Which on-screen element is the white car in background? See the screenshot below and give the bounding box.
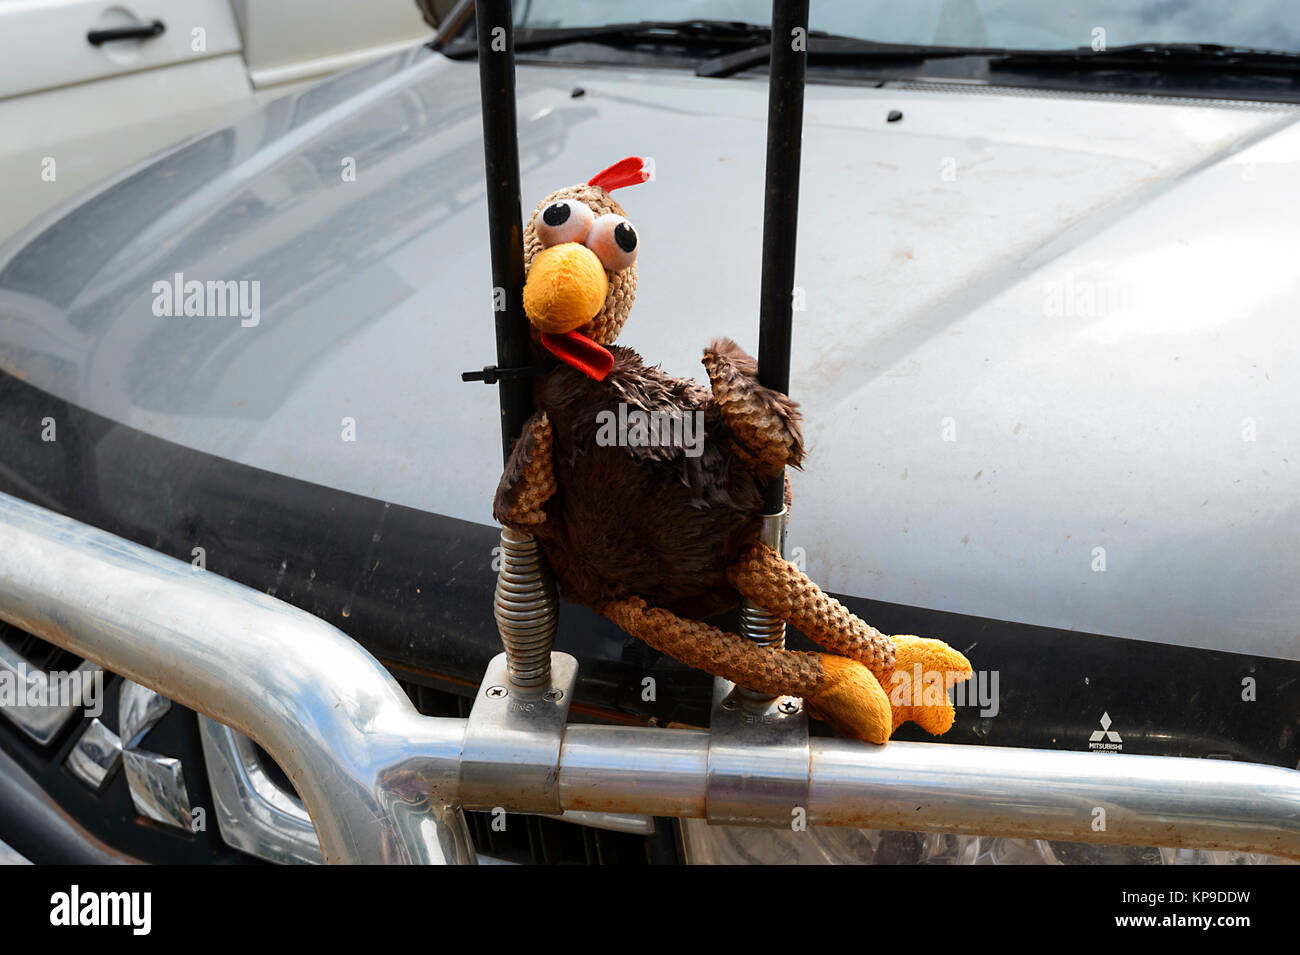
[0,0,437,238]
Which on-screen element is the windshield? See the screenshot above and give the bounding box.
[512,0,1300,53]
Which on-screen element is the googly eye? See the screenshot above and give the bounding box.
[535,198,595,247]
[585,214,638,271]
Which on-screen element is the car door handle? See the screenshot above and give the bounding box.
[87,20,165,46]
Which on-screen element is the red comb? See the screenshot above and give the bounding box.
[588,157,649,192]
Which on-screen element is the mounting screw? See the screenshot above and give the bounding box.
[485,685,508,699]
[778,699,801,714]
[722,697,738,710]
[543,688,564,702]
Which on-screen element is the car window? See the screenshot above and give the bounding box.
[513,0,1300,53]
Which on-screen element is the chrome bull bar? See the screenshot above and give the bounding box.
[0,490,1297,864]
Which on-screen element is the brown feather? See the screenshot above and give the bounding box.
[525,345,784,619]
[702,337,805,475]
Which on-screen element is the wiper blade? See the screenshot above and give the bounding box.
[992,42,1300,77]
[699,37,1003,78]
[441,20,1003,76]
[442,19,775,59]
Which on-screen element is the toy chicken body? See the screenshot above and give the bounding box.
[494,158,972,743]
[520,345,760,620]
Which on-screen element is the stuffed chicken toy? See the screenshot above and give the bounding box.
[494,157,972,743]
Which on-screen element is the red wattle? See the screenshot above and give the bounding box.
[539,330,614,382]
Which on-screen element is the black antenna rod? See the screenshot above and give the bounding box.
[756,0,809,514]
[474,0,533,465]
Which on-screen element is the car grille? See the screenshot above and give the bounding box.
[0,625,676,864]
[0,620,83,679]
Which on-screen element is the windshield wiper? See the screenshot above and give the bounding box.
[444,25,1300,83]
[442,19,776,59]
[441,20,1006,77]
[697,37,1003,78]
[991,42,1300,78]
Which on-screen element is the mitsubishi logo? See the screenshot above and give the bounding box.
[1088,711,1122,752]
[65,680,196,831]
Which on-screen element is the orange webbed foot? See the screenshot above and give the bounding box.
[805,655,892,744]
[880,635,973,736]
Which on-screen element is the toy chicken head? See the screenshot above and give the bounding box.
[522,157,649,381]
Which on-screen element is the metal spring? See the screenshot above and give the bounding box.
[739,600,786,652]
[736,508,788,704]
[494,529,558,687]
[736,599,787,705]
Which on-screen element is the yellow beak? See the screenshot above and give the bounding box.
[523,242,609,334]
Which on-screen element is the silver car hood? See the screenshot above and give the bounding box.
[0,48,1297,661]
